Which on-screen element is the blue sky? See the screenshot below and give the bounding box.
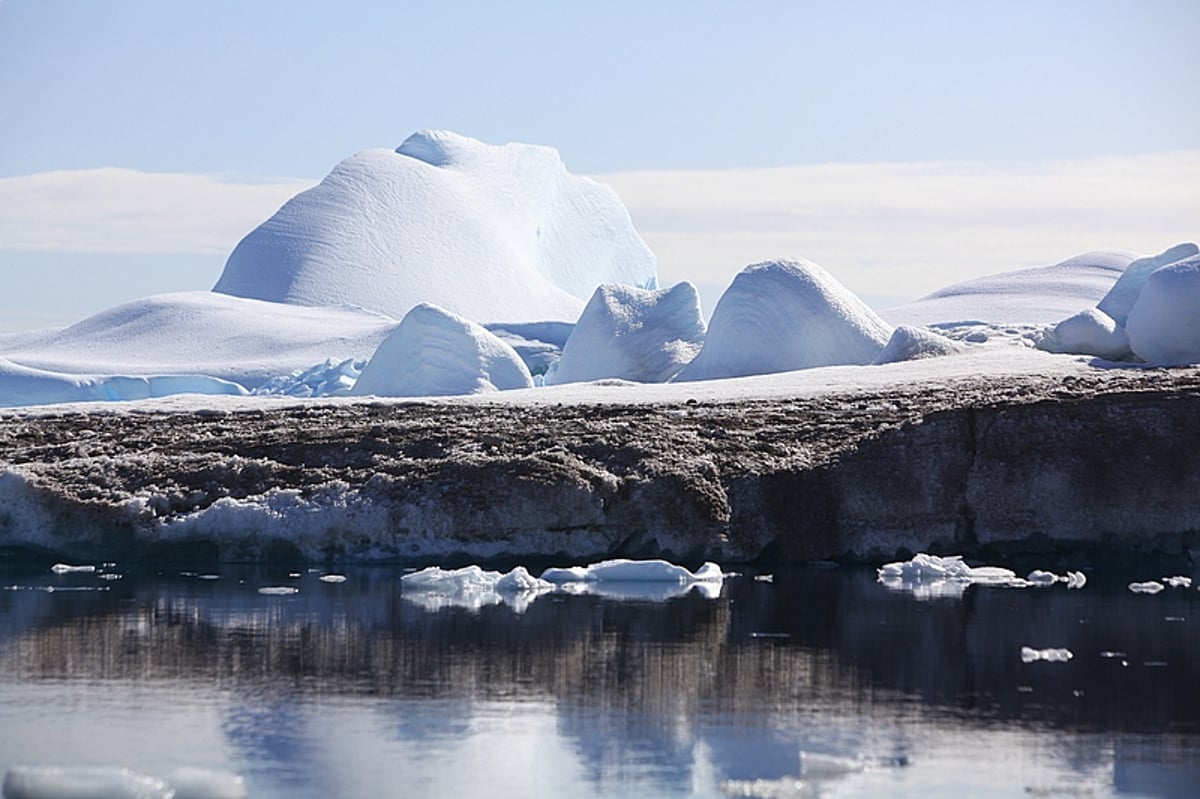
[2,0,1198,329]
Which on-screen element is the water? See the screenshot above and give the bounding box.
[1,560,1197,798]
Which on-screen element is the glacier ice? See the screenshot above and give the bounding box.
[545,282,705,385]
[1097,242,1199,326]
[675,259,892,382]
[214,130,657,323]
[351,303,534,397]
[1126,253,1200,366]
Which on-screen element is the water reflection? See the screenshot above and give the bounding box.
[1,563,1197,798]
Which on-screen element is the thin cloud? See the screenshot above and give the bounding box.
[0,168,314,253]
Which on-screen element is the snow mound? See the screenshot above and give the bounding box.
[873,325,967,364]
[545,282,706,385]
[1038,307,1131,360]
[351,303,534,397]
[214,130,657,323]
[674,259,892,382]
[883,251,1133,327]
[2,766,246,799]
[1098,242,1199,326]
[1126,253,1200,365]
[0,292,398,406]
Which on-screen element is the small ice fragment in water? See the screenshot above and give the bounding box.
[257,586,299,595]
[166,767,248,799]
[50,563,95,574]
[3,766,172,798]
[1129,581,1166,594]
[1165,616,1186,622]
[1021,646,1074,663]
[1099,651,1127,658]
[754,574,774,583]
[318,574,347,583]
[1163,575,1192,588]
[1025,569,1060,586]
[798,750,866,777]
[197,574,221,580]
[1066,570,1087,589]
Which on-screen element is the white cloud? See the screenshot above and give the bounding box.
[598,151,1200,306]
[0,168,314,253]
[1,153,1196,313]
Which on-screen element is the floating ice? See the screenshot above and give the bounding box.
[351,303,534,397]
[545,282,705,385]
[540,558,724,584]
[318,574,347,583]
[1,766,246,799]
[675,258,892,382]
[1021,646,1074,663]
[400,564,552,613]
[214,130,657,324]
[877,554,1086,598]
[256,586,299,595]
[50,563,95,574]
[1162,575,1193,588]
[1128,581,1166,594]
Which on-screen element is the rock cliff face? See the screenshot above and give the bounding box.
[2,367,1199,563]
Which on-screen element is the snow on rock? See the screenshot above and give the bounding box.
[1126,253,1200,365]
[0,291,398,406]
[214,130,657,323]
[545,282,705,385]
[1097,242,1199,326]
[350,303,534,397]
[1038,307,1131,360]
[674,259,892,382]
[872,324,967,364]
[883,251,1133,327]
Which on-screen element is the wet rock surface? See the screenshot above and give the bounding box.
[3,366,1200,563]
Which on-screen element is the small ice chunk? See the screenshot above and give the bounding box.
[257,586,299,595]
[166,768,248,799]
[540,558,723,584]
[1129,581,1166,594]
[494,566,547,593]
[1021,647,1074,663]
[318,574,347,583]
[401,565,553,612]
[798,750,866,778]
[1163,575,1192,588]
[50,563,96,574]
[3,767,172,799]
[754,574,775,583]
[1025,569,1061,586]
[1066,571,1087,589]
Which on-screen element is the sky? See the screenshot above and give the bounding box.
[2,0,1198,331]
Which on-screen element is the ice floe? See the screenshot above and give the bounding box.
[877,553,1086,599]
[1,766,246,799]
[49,563,95,574]
[1021,647,1074,663]
[1163,575,1193,588]
[1128,581,1166,594]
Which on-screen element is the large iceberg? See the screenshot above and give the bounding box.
[214,130,658,323]
[675,258,892,382]
[351,303,534,397]
[545,282,706,385]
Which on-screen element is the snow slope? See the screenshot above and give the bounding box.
[675,259,892,382]
[0,292,398,406]
[545,282,705,385]
[214,130,658,323]
[882,251,1133,327]
[351,303,534,397]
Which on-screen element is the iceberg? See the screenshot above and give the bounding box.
[350,303,534,397]
[214,130,657,323]
[877,554,1086,599]
[545,282,705,385]
[1126,253,1200,365]
[400,565,553,613]
[675,259,892,382]
[1097,242,1199,326]
[1020,647,1073,663]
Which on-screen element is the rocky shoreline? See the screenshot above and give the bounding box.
[3,365,1200,564]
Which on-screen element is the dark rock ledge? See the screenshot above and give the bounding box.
[2,366,1199,564]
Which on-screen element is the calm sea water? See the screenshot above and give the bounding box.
[1,559,1197,798]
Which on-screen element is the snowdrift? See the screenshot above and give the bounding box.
[351,303,534,397]
[545,282,705,385]
[214,130,658,323]
[675,259,892,382]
